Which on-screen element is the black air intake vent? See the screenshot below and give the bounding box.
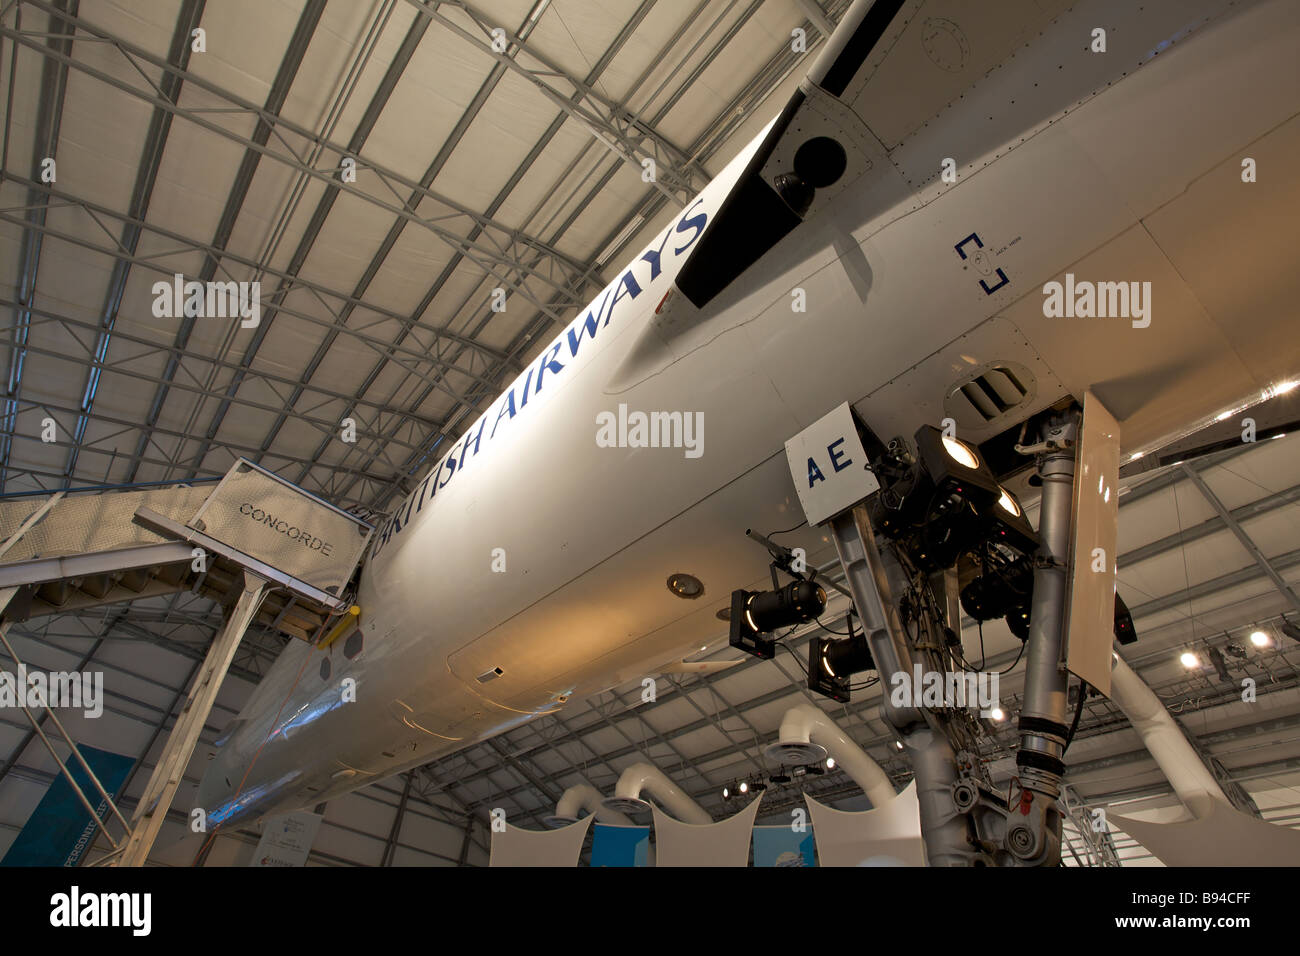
[945,363,1036,430]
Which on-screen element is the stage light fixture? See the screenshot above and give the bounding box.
[722,786,730,800]
[1180,651,1200,669]
[869,425,1034,573]
[1249,629,1270,648]
[1006,604,1032,642]
[807,632,873,702]
[961,556,1033,622]
[1114,593,1137,645]
[826,757,835,770]
[728,581,827,660]
[989,707,1006,722]
[1207,646,1233,683]
[739,781,748,794]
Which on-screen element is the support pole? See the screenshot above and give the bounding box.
[115,571,266,867]
[1009,416,1078,864]
[828,505,974,865]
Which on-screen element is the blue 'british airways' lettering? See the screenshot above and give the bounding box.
[370,200,709,559]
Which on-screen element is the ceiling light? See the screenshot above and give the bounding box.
[1249,630,1270,648]
[989,706,1005,721]
[894,740,904,751]
[722,786,730,799]
[667,573,704,599]
[825,757,835,769]
[1180,651,1200,669]
[941,435,979,469]
[739,781,748,794]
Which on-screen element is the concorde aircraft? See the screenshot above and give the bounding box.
[196,0,1300,826]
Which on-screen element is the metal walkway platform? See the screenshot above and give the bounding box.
[0,459,373,866]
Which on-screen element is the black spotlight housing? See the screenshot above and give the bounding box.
[960,556,1034,622]
[982,487,1039,556]
[1114,592,1137,645]
[728,580,826,659]
[1281,617,1300,645]
[870,425,1027,573]
[1006,604,1032,642]
[808,634,874,703]
[913,426,1001,506]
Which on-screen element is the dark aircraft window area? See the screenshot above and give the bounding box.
[320,657,331,681]
[343,630,363,659]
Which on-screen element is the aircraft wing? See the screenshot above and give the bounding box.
[676,0,1073,308]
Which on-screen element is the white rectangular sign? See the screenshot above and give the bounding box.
[784,403,880,526]
[250,811,323,867]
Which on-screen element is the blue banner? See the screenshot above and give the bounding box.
[2,744,133,867]
[752,825,817,867]
[590,824,650,867]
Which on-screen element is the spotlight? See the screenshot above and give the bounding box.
[869,425,1036,573]
[871,427,996,558]
[983,487,1039,556]
[807,632,873,702]
[722,786,730,800]
[739,781,748,794]
[1207,646,1233,683]
[961,555,1032,622]
[894,740,904,751]
[996,487,1021,517]
[989,707,1005,722]
[1114,593,1137,645]
[826,757,835,770]
[1249,629,1271,648]
[1006,604,1032,642]
[1180,651,1200,669]
[942,434,980,469]
[728,581,827,659]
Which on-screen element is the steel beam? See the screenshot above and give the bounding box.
[1181,464,1300,613]
[115,571,266,866]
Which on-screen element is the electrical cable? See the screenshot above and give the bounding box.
[767,520,807,537]
[1062,679,1089,754]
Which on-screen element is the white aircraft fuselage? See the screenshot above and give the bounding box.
[198,0,1300,826]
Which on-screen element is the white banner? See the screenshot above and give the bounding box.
[250,811,323,867]
[805,781,924,866]
[489,816,593,867]
[1112,800,1300,866]
[652,794,763,867]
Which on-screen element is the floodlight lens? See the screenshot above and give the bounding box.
[942,435,979,469]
